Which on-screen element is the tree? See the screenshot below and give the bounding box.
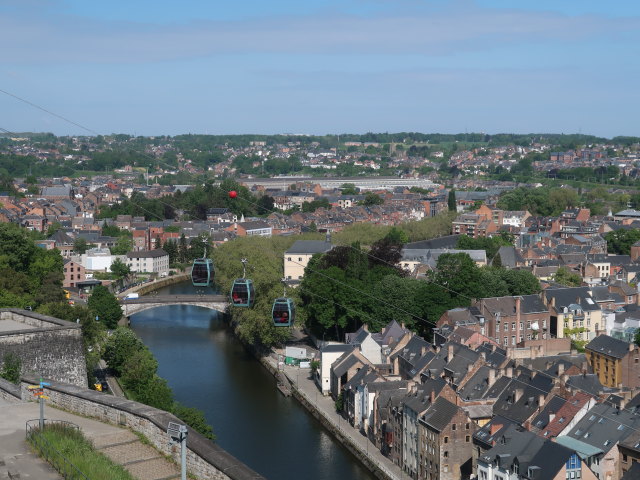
[0,352,21,384]
[110,235,132,255]
[88,285,123,329]
[359,192,384,206]
[635,328,640,347]
[110,258,131,279]
[173,403,215,441]
[553,267,582,287]
[104,327,145,376]
[448,189,456,211]
[74,237,89,254]
[340,183,358,195]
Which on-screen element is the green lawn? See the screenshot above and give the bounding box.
[29,422,135,480]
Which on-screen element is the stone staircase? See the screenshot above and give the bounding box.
[88,430,181,480]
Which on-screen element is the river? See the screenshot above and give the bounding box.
[129,281,376,480]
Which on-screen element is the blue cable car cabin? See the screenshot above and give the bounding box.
[230,279,255,307]
[272,297,295,327]
[191,258,214,287]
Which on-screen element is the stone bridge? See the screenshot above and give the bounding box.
[120,295,229,317]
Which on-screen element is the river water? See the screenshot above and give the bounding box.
[129,281,375,480]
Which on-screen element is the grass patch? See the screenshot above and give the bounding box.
[28,422,135,480]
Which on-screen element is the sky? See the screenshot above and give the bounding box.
[1,0,639,138]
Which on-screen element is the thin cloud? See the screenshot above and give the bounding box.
[1,3,639,64]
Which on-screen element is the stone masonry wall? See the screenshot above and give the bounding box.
[16,377,265,480]
[0,309,87,387]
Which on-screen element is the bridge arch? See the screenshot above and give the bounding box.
[119,295,229,318]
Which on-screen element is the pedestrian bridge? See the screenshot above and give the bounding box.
[120,295,229,317]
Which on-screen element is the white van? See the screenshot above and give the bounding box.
[124,293,139,300]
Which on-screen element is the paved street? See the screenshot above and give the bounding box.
[270,359,405,480]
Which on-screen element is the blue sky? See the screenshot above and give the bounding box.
[1,0,639,137]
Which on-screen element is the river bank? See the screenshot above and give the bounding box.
[257,351,402,480]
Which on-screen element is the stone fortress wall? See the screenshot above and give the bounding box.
[0,309,87,386]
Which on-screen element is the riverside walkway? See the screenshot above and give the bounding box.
[265,357,404,480]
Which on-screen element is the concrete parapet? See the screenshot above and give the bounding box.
[15,376,266,480]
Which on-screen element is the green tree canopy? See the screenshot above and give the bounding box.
[88,285,123,329]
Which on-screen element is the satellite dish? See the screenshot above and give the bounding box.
[531,322,540,331]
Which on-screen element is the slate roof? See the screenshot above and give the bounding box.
[126,249,168,259]
[621,462,640,480]
[473,415,518,448]
[562,402,640,455]
[458,366,494,401]
[285,240,333,255]
[530,396,567,432]
[586,334,632,359]
[402,377,446,414]
[404,235,460,250]
[495,246,524,268]
[332,351,366,378]
[321,344,354,354]
[419,396,459,432]
[48,229,74,244]
[566,374,608,397]
[544,287,600,312]
[492,372,554,424]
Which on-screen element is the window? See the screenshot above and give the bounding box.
[543,320,546,328]
[466,435,471,442]
[504,323,508,332]
[466,423,470,430]
[443,465,449,473]
[287,257,291,261]
[444,436,449,444]
[511,336,516,346]
[511,322,516,331]
[298,257,302,262]
[444,451,449,458]
[504,337,508,346]
[527,321,531,329]
[520,322,524,330]
[452,424,456,431]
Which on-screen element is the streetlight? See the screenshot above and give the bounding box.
[167,422,188,480]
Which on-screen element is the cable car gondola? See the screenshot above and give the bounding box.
[230,258,255,307]
[272,297,295,327]
[191,257,214,287]
[231,279,255,307]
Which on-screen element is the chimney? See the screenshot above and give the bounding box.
[549,413,555,422]
[505,366,513,378]
[557,363,564,376]
[514,388,524,403]
[480,352,486,361]
[515,296,521,319]
[630,343,636,352]
[363,324,369,332]
[488,369,496,387]
[430,390,435,403]
[326,231,331,243]
[401,322,406,330]
[467,363,474,373]
[447,344,454,362]
[538,394,545,408]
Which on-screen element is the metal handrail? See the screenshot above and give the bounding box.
[26,419,90,480]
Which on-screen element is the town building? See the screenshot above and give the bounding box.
[585,334,640,389]
[126,249,169,275]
